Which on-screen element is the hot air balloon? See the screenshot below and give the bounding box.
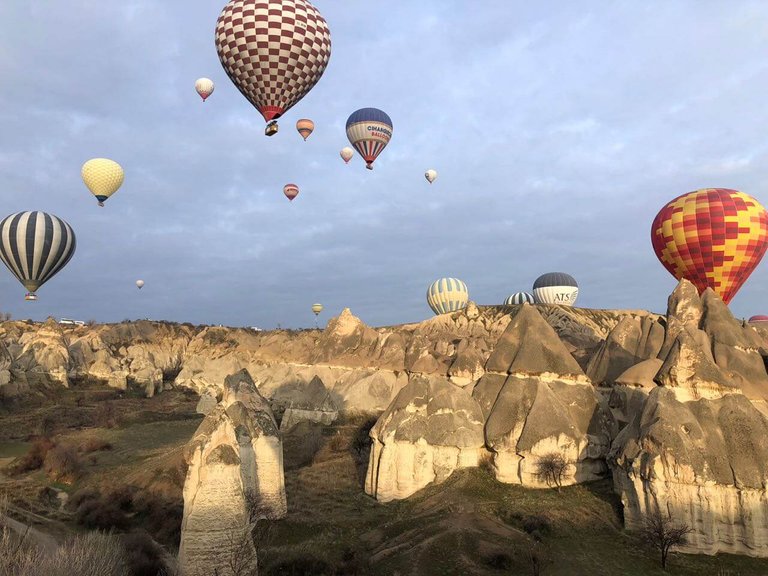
[311,303,323,327]
[215,0,331,137]
[136,280,145,289]
[284,184,299,202]
[346,108,393,170]
[651,188,768,304]
[0,212,76,301]
[504,292,535,305]
[340,147,354,164]
[82,159,124,207]
[532,273,578,306]
[195,78,215,101]
[296,119,314,141]
[748,315,768,323]
[425,169,438,184]
[427,278,469,315]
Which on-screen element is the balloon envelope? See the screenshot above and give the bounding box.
[136,280,145,289]
[283,184,299,201]
[748,315,768,323]
[340,147,354,164]
[312,303,323,315]
[0,211,76,297]
[82,158,124,206]
[215,0,331,124]
[427,278,469,315]
[425,169,438,184]
[195,78,215,101]
[651,188,768,304]
[296,119,314,140]
[532,272,578,306]
[346,108,392,169]
[504,292,535,305]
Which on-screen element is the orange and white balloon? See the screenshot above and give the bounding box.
[296,119,315,141]
[195,78,215,101]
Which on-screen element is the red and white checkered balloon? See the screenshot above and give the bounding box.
[215,0,331,123]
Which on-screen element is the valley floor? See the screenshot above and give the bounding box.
[1,385,767,575]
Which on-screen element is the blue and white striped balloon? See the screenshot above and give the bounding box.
[504,292,535,305]
[427,278,469,315]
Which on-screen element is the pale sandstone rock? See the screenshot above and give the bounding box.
[366,375,486,502]
[279,376,338,430]
[610,387,768,557]
[178,369,286,576]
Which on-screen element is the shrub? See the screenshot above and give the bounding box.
[94,401,118,429]
[0,527,131,576]
[74,496,129,531]
[121,531,170,576]
[535,452,569,492]
[43,444,82,483]
[485,552,514,570]
[8,437,53,475]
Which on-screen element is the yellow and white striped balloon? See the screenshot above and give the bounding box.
[81,159,124,207]
[426,277,469,315]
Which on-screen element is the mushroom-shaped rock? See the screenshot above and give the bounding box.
[178,369,286,576]
[365,375,486,502]
[485,303,586,381]
[474,373,609,486]
[609,387,768,556]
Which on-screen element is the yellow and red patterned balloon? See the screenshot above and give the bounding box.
[651,188,768,304]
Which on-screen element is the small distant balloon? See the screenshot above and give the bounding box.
[345,108,393,170]
[284,184,299,202]
[296,119,315,141]
[427,278,469,315]
[82,159,124,207]
[340,147,354,164]
[312,303,323,316]
[136,280,145,289]
[195,78,215,101]
[504,292,535,305]
[748,315,768,323]
[425,169,438,184]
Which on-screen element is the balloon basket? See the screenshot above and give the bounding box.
[25,293,37,301]
[265,122,278,137]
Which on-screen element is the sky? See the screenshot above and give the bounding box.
[1,1,768,329]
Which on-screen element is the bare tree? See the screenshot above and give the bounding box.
[641,508,693,570]
[535,452,569,492]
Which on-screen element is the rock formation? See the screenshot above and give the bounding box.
[473,303,610,487]
[365,375,486,502]
[609,280,768,557]
[178,369,286,576]
[279,375,338,431]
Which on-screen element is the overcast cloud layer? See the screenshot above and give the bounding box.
[1,1,768,328]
